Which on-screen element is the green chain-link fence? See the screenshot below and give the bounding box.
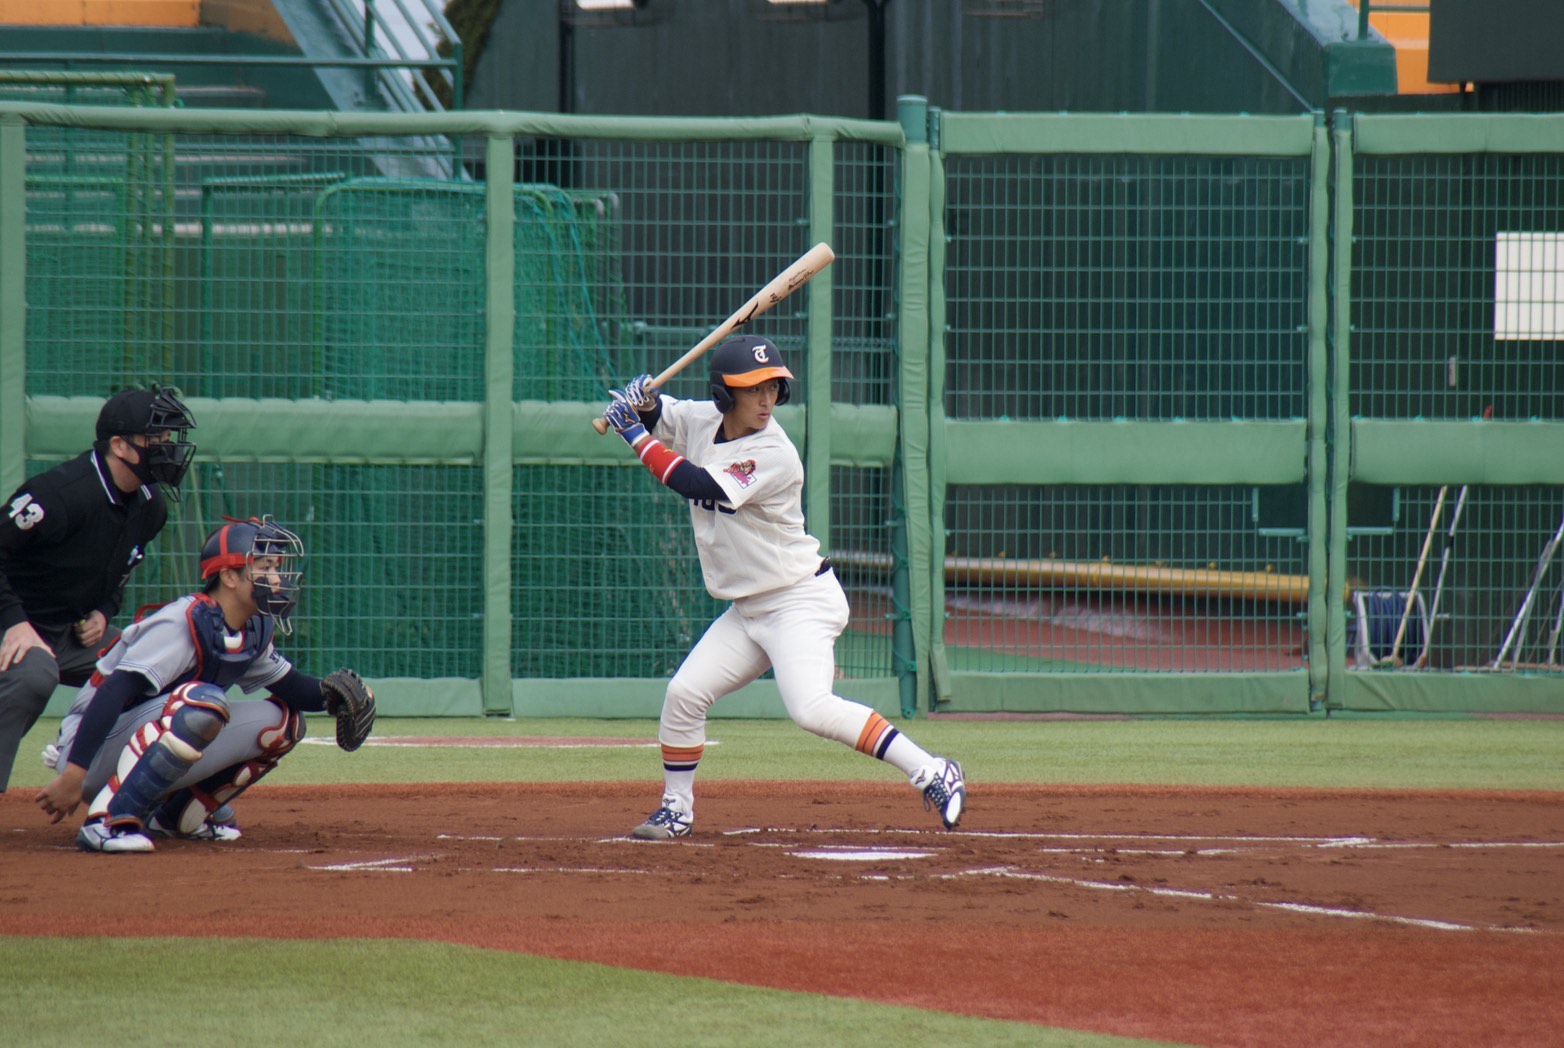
[3,102,1562,717]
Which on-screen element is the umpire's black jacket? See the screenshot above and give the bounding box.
[0,450,168,638]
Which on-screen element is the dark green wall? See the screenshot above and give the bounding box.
[468,0,1403,118]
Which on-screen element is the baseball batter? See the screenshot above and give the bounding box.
[34,515,375,852]
[601,334,965,839]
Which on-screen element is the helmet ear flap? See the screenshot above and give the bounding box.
[775,378,791,406]
[711,380,736,414]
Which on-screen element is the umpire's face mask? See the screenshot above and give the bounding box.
[116,433,195,497]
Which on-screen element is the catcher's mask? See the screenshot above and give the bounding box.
[200,515,304,633]
[95,386,198,499]
[709,335,793,414]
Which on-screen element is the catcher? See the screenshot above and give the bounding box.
[33,515,375,853]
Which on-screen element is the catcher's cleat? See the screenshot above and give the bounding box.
[147,811,242,842]
[912,758,966,830]
[76,820,155,854]
[630,795,693,840]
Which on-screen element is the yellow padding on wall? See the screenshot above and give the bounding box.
[0,0,199,27]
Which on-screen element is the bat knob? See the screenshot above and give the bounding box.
[592,416,610,435]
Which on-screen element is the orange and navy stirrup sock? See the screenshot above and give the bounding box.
[660,743,704,774]
[854,712,900,759]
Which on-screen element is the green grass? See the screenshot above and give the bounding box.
[0,937,1181,1048]
[7,712,1559,1047]
[14,715,1560,792]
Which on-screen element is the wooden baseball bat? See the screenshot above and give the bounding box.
[592,242,835,434]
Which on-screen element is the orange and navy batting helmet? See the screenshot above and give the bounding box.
[709,335,793,413]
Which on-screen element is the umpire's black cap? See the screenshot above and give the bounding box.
[96,387,197,442]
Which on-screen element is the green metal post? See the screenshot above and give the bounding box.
[1327,114,1355,710]
[894,94,932,717]
[805,137,835,553]
[483,133,515,714]
[363,3,378,105]
[1305,112,1331,711]
[923,104,954,707]
[0,118,25,497]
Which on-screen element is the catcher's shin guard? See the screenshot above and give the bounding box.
[95,683,230,829]
[152,697,302,833]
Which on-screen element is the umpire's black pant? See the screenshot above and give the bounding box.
[0,624,115,792]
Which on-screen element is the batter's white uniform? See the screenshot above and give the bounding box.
[652,396,875,762]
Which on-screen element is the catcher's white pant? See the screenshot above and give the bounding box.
[53,693,296,799]
[661,568,874,747]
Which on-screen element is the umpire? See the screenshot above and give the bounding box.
[0,387,196,791]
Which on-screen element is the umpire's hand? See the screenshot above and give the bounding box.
[0,621,54,672]
[74,611,107,648]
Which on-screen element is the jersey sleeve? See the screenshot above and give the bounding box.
[112,609,199,692]
[236,643,293,693]
[707,432,799,509]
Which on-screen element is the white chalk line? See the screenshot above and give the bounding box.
[305,854,431,873]
[1042,841,1564,860]
[936,866,1541,935]
[1042,847,1247,857]
[493,866,653,876]
[300,828,1560,935]
[1331,840,1564,850]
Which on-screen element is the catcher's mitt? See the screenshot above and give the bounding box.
[321,668,375,752]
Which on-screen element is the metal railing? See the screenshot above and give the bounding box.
[0,0,462,113]
[329,0,464,113]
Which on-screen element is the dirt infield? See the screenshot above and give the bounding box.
[4,782,1562,1047]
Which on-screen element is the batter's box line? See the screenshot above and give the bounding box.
[305,854,436,873]
[628,827,1431,851]
[490,866,654,875]
[941,866,1543,935]
[723,826,982,839]
[434,832,719,848]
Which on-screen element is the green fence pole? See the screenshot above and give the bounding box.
[483,133,516,715]
[0,118,25,497]
[1327,114,1355,710]
[805,137,835,552]
[1306,112,1331,711]
[924,104,954,707]
[895,94,931,716]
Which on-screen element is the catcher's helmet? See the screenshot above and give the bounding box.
[709,335,793,414]
[199,515,305,633]
[95,386,198,498]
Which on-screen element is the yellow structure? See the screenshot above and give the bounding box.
[0,0,200,27]
[1345,0,1463,95]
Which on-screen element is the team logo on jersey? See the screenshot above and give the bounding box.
[7,494,43,531]
[724,459,758,488]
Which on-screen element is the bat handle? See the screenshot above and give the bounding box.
[592,416,610,435]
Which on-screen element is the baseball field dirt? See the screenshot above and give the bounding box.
[3,782,1561,1047]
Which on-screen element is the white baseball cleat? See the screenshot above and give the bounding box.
[912,758,966,830]
[76,820,155,854]
[147,812,242,842]
[630,794,693,840]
